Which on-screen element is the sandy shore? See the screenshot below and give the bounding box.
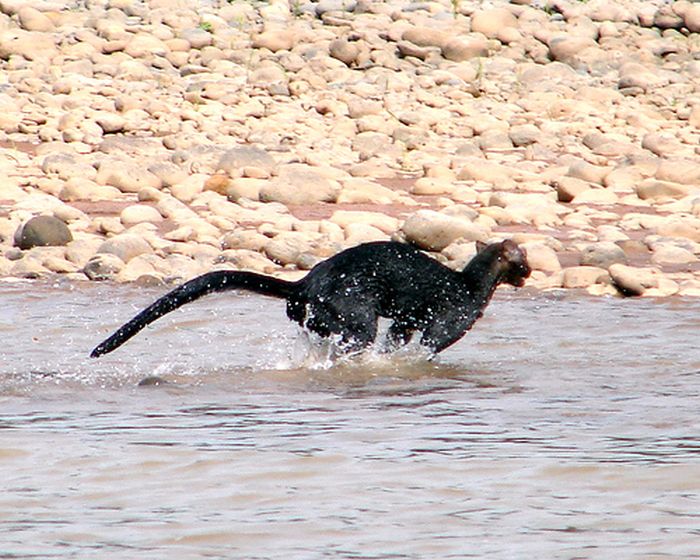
[0,0,699,297]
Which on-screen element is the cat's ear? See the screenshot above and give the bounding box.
[475,240,488,253]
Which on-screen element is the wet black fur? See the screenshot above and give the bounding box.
[90,240,530,358]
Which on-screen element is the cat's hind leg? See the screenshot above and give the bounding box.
[384,321,415,352]
[304,299,379,354]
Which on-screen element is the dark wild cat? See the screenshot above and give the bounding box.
[90,239,530,358]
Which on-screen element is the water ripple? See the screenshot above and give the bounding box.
[1,285,700,558]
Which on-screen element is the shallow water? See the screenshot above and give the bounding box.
[1,280,699,559]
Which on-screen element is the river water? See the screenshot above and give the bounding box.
[1,281,699,559]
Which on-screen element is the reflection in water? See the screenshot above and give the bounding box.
[1,282,699,558]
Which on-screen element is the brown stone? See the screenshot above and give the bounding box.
[609,264,658,296]
[203,174,231,196]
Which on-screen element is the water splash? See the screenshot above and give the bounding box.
[272,323,437,372]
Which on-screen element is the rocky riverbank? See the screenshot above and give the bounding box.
[0,0,699,297]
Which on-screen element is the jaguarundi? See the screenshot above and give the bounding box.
[90,239,530,358]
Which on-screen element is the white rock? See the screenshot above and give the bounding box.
[410,177,455,196]
[330,211,400,235]
[562,266,609,289]
[609,264,659,296]
[344,223,389,246]
[97,234,153,263]
[120,205,164,226]
[520,242,561,273]
[83,253,125,281]
[96,159,162,193]
[259,164,341,205]
[651,245,696,265]
[337,178,401,204]
[401,210,490,252]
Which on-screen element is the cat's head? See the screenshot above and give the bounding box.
[476,239,531,287]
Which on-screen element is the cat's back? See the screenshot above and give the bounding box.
[318,240,434,271]
[301,241,449,293]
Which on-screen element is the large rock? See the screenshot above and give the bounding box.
[572,186,619,205]
[148,162,189,188]
[66,238,104,268]
[562,266,609,289]
[217,146,276,176]
[221,230,269,252]
[117,254,170,283]
[10,256,47,279]
[248,64,287,87]
[442,35,489,62]
[642,132,682,158]
[567,159,610,185]
[329,38,360,66]
[259,164,340,205]
[685,5,700,32]
[316,0,356,15]
[470,8,518,39]
[509,124,540,147]
[83,253,125,281]
[689,105,700,129]
[218,249,277,274]
[170,174,205,203]
[491,194,562,228]
[352,132,396,160]
[123,33,169,58]
[579,242,627,269]
[96,159,162,193]
[97,234,153,263]
[655,159,700,185]
[0,29,57,60]
[548,35,597,64]
[43,254,79,274]
[479,129,514,151]
[609,264,658,296]
[397,40,439,60]
[553,177,592,203]
[347,99,382,119]
[650,244,696,266]
[14,216,73,250]
[41,153,98,181]
[330,211,400,235]
[410,177,456,196]
[653,5,684,29]
[94,111,126,134]
[179,27,213,49]
[401,26,447,49]
[203,174,231,196]
[584,131,641,158]
[120,205,163,226]
[264,232,313,266]
[589,3,635,22]
[17,6,54,32]
[656,219,700,242]
[251,30,295,52]
[520,242,561,273]
[59,178,121,202]
[618,62,669,92]
[457,158,515,186]
[336,178,401,204]
[344,223,388,246]
[636,179,691,201]
[226,178,266,201]
[401,210,489,252]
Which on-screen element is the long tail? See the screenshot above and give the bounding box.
[90,270,298,358]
